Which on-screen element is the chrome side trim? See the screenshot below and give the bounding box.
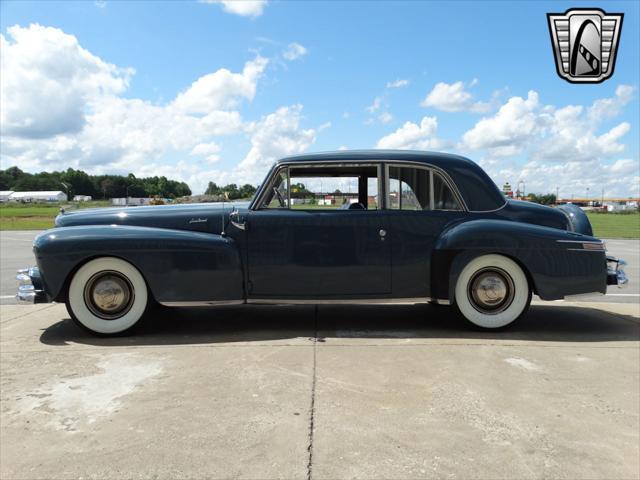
[247,297,434,305]
[557,239,603,244]
[160,298,452,307]
[159,300,245,307]
[432,299,451,306]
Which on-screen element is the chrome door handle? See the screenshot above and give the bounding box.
[379,229,387,238]
[230,210,246,231]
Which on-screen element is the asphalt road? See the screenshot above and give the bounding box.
[1,301,638,479]
[1,230,637,305]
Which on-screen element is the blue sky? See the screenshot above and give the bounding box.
[1,0,638,197]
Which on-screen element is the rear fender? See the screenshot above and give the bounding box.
[33,225,244,303]
[558,203,593,236]
[432,219,606,301]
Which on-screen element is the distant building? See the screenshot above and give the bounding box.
[9,191,67,202]
[112,197,152,206]
[0,191,14,202]
[73,195,92,202]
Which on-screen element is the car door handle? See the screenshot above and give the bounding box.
[379,229,387,238]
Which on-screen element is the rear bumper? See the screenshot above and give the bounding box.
[606,256,628,288]
[16,267,48,304]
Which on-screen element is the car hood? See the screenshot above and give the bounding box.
[55,202,250,234]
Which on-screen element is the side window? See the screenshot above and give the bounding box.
[433,172,462,210]
[261,165,380,210]
[388,166,430,210]
[263,169,289,208]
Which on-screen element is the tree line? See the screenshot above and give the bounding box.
[204,182,257,200]
[0,166,192,199]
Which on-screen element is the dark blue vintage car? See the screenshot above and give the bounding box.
[17,150,628,334]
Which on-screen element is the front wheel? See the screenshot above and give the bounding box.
[454,254,531,329]
[66,257,148,335]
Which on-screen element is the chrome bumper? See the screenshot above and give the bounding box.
[16,267,48,304]
[606,256,628,288]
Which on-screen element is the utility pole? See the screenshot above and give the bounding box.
[556,186,559,204]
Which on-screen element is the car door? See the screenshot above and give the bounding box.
[246,163,391,298]
[383,164,465,299]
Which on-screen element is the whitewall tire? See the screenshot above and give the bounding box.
[66,257,148,335]
[454,254,531,329]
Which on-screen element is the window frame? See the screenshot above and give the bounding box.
[249,159,468,212]
[384,163,465,212]
[253,162,384,211]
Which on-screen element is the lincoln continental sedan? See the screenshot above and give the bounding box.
[17,150,628,334]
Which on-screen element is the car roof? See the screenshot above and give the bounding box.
[277,149,475,168]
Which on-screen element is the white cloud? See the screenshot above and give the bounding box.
[420,80,490,113]
[172,56,268,113]
[202,0,267,18]
[236,105,317,183]
[282,42,307,61]
[366,96,383,113]
[0,24,324,194]
[386,79,409,89]
[483,158,639,199]
[461,91,541,153]
[378,112,393,124]
[0,24,133,139]
[460,87,634,163]
[190,142,222,164]
[376,117,442,150]
[588,84,635,123]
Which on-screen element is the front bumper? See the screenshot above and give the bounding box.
[606,256,628,288]
[16,267,48,304]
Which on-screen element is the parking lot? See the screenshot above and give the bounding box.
[1,232,639,479]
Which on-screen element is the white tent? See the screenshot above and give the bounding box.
[0,191,14,202]
[9,191,67,202]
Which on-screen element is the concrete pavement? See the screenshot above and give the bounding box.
[1,301,638,479]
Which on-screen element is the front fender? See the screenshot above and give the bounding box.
[34,225,244,303]
[431,219,607,301]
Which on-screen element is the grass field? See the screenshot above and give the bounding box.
[1,202,638,238]
[586,212,640,239]
[0,201,111,231]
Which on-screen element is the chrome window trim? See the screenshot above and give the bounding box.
[252,161,384,211]
[250,158,511,212]
[385,162,466,212]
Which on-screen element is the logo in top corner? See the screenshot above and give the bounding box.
[547,8,624,83]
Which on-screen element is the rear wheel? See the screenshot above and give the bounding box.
[66,257,148,335]
[454,254,531,329]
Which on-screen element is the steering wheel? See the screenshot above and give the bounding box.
[273,187,286,208]
[348,202,366,210]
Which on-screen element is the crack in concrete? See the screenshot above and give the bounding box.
[306,304,318,480]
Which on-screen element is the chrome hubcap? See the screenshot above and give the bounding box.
[84,271,134,320]
[468,268,515,315]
